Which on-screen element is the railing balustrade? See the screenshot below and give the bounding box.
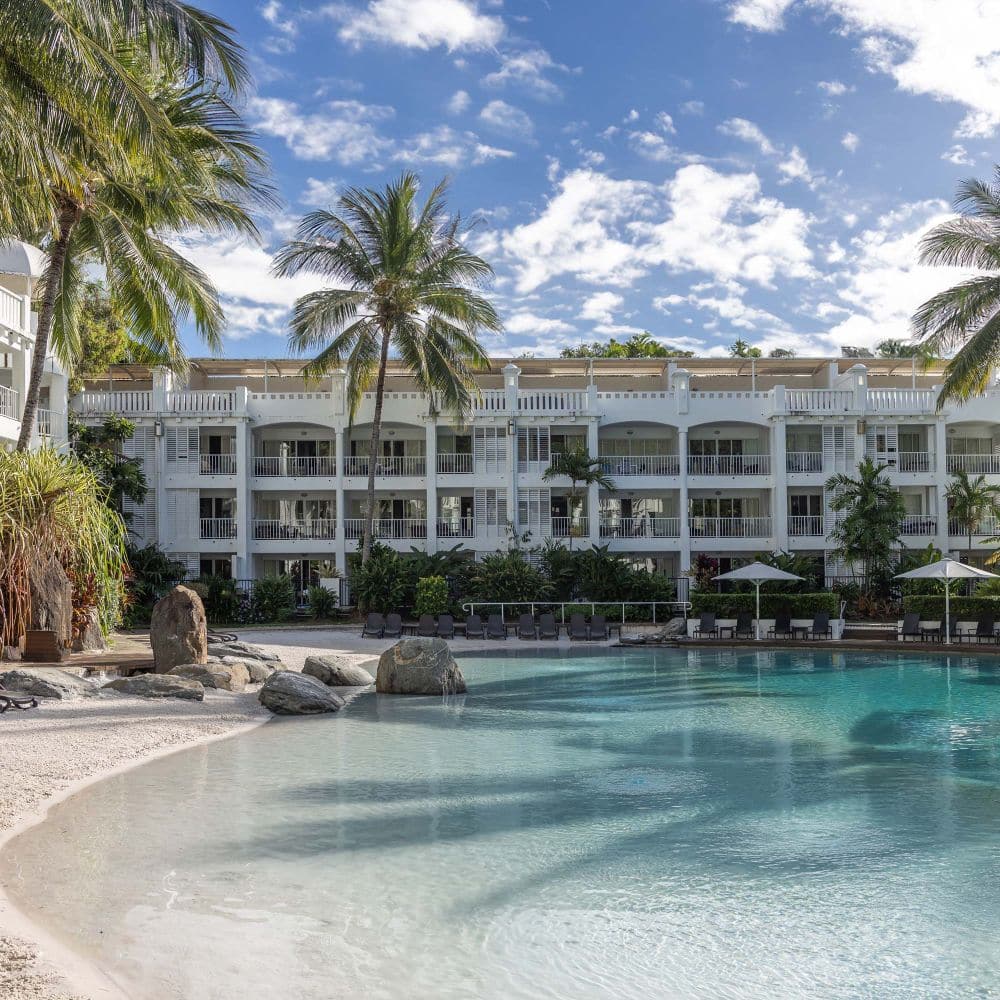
[200,453,237,475]
[901,514,938,535]
[787,515,824,536]
[947,453,1000,475]
[599,516,681,538]
[689,516,772,537]
[473,390,507,413]
[0,384,19,420]
[436,517,475,538]
[599,454,680,476]
[343,518,428,540]
[687,454,771,475]
[785,389,853,413]
[786,452,822,473]
[253,518,336,540]
[73,390,152,414]
[517,389,587,413]
[343,455,426,477]
[35,408,57,437]
[0,286,24,331]
[551,516,589,538]
[436,453,474,474]
[896,452,932,473]
[866,388,935,413]
[948,517,1000,537]
[253,455,336,477]
[200,518,236,539]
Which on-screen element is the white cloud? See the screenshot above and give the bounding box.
[818,79,851,96]
[777,146,814,185]
[655,281,791,332]
[329,0,504,51]
[718,117,776,155]
[479,100,534,135]
[826,240,846,263]
[941,144,975,166]
[655,111,677,134]
[481,48,569,99]
[260,0,299,52]
[628,131,676,162]
[680,100,705,115]
[447,89,471,114]
[733,1,1000,137]
[578,291,624,324]
[720,118,818,188]
[841,131,860,152]
[300,178,339,207]
[503,311,576,335]
[625,109,640,122]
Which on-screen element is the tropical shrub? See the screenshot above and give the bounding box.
[690,592,839,617]
[536,540,577,601]
[252,576,296,622]
[351,542,407,612]
[902,595,1000,619]
[414,576,449,617]
[197,575,244,624]
[690,553,719,592]
[307,584,339,619]
[467,550,551,604]
[122,543,187,626]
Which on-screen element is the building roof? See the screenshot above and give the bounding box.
[0,240,44,279]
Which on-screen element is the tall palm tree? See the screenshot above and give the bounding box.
[825,457,906,594]
[542,446,615,549]
[912,167,1000,407]
[273,173,502,564]
[14,56,271,450]
[945,469,1000,562]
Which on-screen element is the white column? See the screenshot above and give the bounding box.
[934,417,950,556]
[504,364,520,538]
[772,418,789,553]
[678,427,691,572]
[234,419,250,578]
[425,418,438,553]
[11,340,29,419]
[587,417,600,548]
[334,426,346,575]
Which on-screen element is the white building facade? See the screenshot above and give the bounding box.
[71,355,1000,597]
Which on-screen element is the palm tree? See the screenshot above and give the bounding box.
[912,167,1000,407]
[542,446,615,549]
[945,470,1000,562]
[825,457,906,594]
[273,173,502,564]
[14,57,270,450]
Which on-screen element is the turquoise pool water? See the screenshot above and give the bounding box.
[6,648,1000,999]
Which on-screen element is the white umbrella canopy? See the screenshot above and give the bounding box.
[894,558,999,645]
[713,562,804,640]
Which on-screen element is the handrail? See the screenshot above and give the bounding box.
[0,383,18,420]
[0,286,24,331]
[461,600,691,626]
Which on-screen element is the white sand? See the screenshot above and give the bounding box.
[0,626,614,999]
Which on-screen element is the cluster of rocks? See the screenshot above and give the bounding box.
[618,618,687,646]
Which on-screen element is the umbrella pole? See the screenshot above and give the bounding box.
[945,578,950,646]
[755,581,761,641]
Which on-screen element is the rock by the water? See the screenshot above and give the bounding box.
[376,638,466,695]
[0,667,96,700]
[211,655,277,683]
[104,674,205,701]
[28,553,72,647]
[258,671,345,715]
[168,661,249,692]
[151,586,207,674]
[303,654,375,687]
[73,607,107,652]
[207,641,280,662]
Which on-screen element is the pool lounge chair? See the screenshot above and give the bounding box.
[383,613,403,639]
[0,683,37,713]
[517,613,537,640]
[768,612,793,639]
[693,612,719,639]
[898,612,920,641]
[589,614,609,641]
[809,612,832,640]
[733,611,754,639]
[568,613,589,641]
[961,618,996,644]
[538,613,559,640]
[920,619,959,643]
[436,614,456,639]
[464,614,485,639]
[487,614,507,640]
[417,614,437,637]
[361,612,385,638]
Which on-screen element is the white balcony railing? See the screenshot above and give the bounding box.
[344,518,429,540]
[895,452,932,473]
[0,286,24,332]
[74,390,152,414]
[866,388,936,413]
[167,390,235,414]
[689,516,772,538]
[948,518,1000,537]
[687,454,771,476]
[436,453,474,474]
[788,515,824,536]
[35,408,55,437]
[253,455,336,477]
[947,454,1000,475]
[551,517,589,538]
[436,517,475,538]
[200,518,236,539]
[473,390,507,413]
[253,518,336,540]
[786,452,823,473]
[0,384,19,420]
[200,453,237,475]
[599,516,681,538]
[600,454,680,476]
[344,455,426,477]
[901,514,938,535]
[785,389,854,413]
[518,390,588,414]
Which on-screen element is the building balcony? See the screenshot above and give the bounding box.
[437,453,474,474]
[344,518,428,540]
[551,517,589,538]
[894,453,933,473]
[35,408,58,438]
[947,454,1000,475]
[344,455,426,477]
[253,518,336,540]
[0,384,20,420]
[600,516,681,538]
[74,390,152,415]
[253,455,336,477]
[948,518,1000,537]
[436,517,475,538]
[901,514,938,535]
[200,518,237,540]
[788,515,824,537]
[0,285,26,333]
[687,455,771,476]
[689,516,772,538]
[600,455,680,476]
[201,453,238,475]
[786,452,822,473]
[166,390,236,414]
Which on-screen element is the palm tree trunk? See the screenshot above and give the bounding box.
[361,325,392,566]
[16,199,81,451]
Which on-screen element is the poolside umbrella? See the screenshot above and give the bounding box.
[712,562,803,641]
[894,558,999,645]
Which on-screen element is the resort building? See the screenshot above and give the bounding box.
[0,240,70,452]
[71,355,1000,599]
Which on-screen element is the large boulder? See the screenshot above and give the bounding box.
[258,671,345,715]
[207,641,280,663]
[303,654,375,688]
[168,661,249,692]
[376,638,466,695]
[104,674,204,701]
[150,586,207,674]
[213,655,278,684]
[0,667,96,700]
[72,607,107,652]
[28,553,72,647]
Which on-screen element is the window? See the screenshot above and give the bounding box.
[789,494,821,517]
[199,557,232,579]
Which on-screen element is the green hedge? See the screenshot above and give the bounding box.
[690,592,839,617]
[902,595,1000,619]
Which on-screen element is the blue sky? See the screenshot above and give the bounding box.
[183,0,999,359]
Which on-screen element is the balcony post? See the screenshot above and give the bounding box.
[678,427,691,572]
[334,426,346,575]
[934,417,950,556]
[234,419,249,575]
[772,418,789,553]
[10,337,29,422]
[425,417,438,554]
[586,417,600,550]
[504,364,520,536]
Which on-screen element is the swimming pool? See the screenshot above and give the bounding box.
[6,647,1000,999]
